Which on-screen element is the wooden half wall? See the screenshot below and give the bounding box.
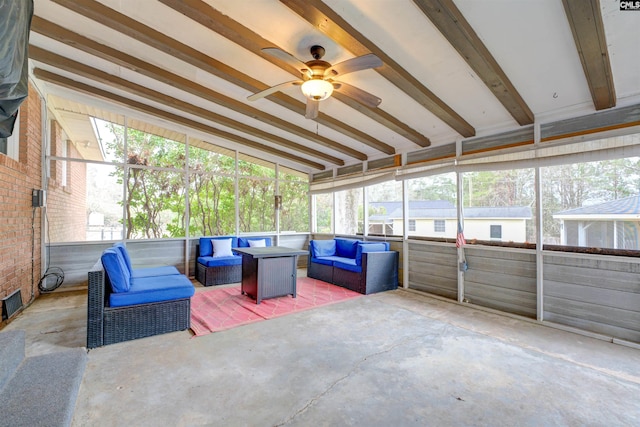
[543,252,640,343]
[406,240,640,344]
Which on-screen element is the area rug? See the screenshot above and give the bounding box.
[190,277,361,336]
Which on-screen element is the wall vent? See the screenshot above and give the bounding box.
[2,290,23,321]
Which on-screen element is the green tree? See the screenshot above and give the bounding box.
[107,125,186,239]
[188,146,236,236]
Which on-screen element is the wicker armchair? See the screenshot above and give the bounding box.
[307,257,334,283]
[195,261,241,286]
[332,251,399,295]
[87,265,191,349]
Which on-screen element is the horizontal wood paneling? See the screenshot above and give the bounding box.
[407,241,457,299]
[464,246,536,318]
[279,234,310,268]
[49,238,640,344]
[463,281,537,317]
[48,240,186,288]
[541,103,640,142]
[47,243,112,288]
[543,253,640,342]
[126,240,185,273]
[406,143,456,165]
[462,126,534,155]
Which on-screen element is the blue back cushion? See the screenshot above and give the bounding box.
[113,242,133,275]
[101,248,131,293]
[335,238,360,258]
[355,242,389,265]
[199,236,238,256]
[312,240,336,257]
[238,237,272,247]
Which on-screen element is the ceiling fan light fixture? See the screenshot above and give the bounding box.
[301,79,333,101]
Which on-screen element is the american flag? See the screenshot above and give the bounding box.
[456,221,466,248]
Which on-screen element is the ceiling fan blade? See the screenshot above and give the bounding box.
[324,53,383,78]
[305,99,320,119]
[247,80,302,101]
[262,47,313,78]
[333,82,382,108]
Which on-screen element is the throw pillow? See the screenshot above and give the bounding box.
[248,239,266,248]
[212,238,234,257]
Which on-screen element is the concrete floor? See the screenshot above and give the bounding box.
[5,280,640,426]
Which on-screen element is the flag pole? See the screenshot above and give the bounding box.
[456,169,465,303]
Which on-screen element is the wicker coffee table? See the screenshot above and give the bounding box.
[234,246,307,304]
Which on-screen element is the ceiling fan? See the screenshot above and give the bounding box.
[247,45,383,119]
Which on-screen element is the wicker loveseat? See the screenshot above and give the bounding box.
[195,236,272,286]
[87,243,195,349]
[308,238,399,295]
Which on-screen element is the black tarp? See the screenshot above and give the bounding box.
[0,0,33,138]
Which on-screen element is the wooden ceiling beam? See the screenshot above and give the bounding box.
[30,16,357,163]
[562,0,616,110]
[33,68,326,171]
[159,0,431,148]
[412,0,534,125]
[50,0,395,155]
[29,48,338,169]
[280,0,475,138]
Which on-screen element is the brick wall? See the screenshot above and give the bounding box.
[0,82,43,315]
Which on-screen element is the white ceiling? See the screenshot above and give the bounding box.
[29,0,640,174]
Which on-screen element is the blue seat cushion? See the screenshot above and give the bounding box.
[238,237,272,247]
[113,242,133,275]
[311,240,336,257]
[109,274,195,307]
[335,238,360,258]
[197,255,242,267]
[310,257,334,266]
[199,236,238,257]
[101,248,130,293]
[131,266,180,278]
[333,258,362,273]
[355,243,389,265]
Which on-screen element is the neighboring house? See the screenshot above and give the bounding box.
[553,195,640,250]
[369,201,532,242]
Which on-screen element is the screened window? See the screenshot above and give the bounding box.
[238,154,276,178]
[335,188,363,235]
[367,180,403,236]
[47,115,125,243]
[44,101,311,243]
[462,169,535,243]
[313,193,333,233]
[238,177,275,233]
[237,155,276,233]
[406,172,456,238]
[188,141,236,237]
[278,167,309,233]
[123,124,187,239]
[542,157,640,250]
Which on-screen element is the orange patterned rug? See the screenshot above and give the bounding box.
[190,277,361,336]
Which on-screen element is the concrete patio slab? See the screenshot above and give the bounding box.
[4,286,640,426]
